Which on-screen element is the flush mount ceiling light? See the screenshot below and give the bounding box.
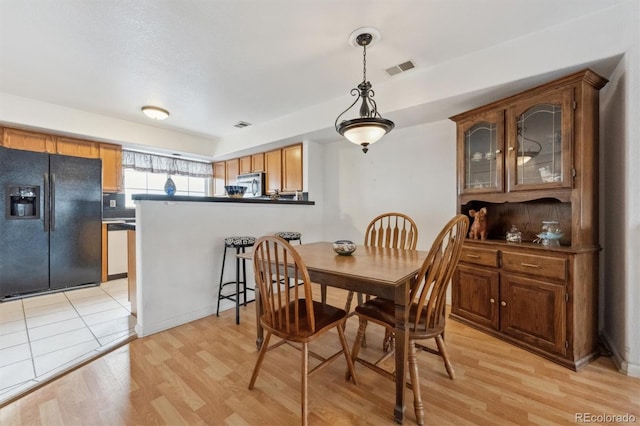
[141,106,170,121]
[335,27,394,154]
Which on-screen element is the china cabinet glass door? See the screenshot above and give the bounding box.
[507,89,573,191]
[458,111,504,194]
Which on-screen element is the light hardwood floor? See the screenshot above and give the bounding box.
[1,285,639,425]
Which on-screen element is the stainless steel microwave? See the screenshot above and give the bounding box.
[236,172,265,198]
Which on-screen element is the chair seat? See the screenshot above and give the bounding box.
[262,299,347,340]
[224,236,256,248]
[355,298,445,339]
[275,231,301,241]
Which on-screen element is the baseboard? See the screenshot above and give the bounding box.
[135,305,214,337]
[600,333,640,377]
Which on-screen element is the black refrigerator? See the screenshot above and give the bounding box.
[0,146,102,299]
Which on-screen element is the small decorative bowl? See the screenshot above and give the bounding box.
[224,185,247,199]
[333,240,356,256]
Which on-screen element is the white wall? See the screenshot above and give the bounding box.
[321,120,457,250]
[599,18,640,375]
[135,199,324,337]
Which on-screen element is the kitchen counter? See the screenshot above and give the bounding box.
[130,194,321,337]
[131,194,314,205]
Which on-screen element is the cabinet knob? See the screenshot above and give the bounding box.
[508,146,515,151]
[501,301,507,307]
[495,149,502,154]
[490,298,495,304]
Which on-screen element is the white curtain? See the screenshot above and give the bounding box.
[122,150,212,178]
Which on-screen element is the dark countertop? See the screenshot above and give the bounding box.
[131,194,315,205]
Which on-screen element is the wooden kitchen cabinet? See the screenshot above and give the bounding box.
[225,158,240,185]
[239,156,252,174]
[101,223,108,283]
[99,143,123,193]
[449,69,607,370]
[264,149,282,193]
[55,136,99,158]
[251,153,264,172]
[282,143,302,192]
[212,161,226,196]
[2,128,55,153]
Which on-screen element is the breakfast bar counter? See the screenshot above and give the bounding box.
[130,194,321,337]
[131,194,315,205]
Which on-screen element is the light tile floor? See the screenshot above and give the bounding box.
[0,279,136,405]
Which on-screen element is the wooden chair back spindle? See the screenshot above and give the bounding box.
[364,212,418,250]
[410,214,469,333]
[253,236,315,336]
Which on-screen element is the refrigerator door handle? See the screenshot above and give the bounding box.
[50,173,56,231]
[44,173,50,232]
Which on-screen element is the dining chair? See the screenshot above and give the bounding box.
[344,212,418,349]
[349,214,469,425]
[248,235,358,426]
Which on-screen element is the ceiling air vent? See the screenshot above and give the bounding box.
[385,60,415,77]
[234,121,252,128]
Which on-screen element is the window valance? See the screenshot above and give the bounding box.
[122,150,212,178]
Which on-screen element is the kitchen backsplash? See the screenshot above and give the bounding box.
[102,193,135,219]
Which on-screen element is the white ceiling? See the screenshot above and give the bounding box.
[0,0,624,154]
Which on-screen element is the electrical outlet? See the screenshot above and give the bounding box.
[109,200,117,207]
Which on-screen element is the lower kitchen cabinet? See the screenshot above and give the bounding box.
[451,241,598,370]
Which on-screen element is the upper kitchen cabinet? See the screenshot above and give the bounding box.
[55,136,99,158]
[239,156,252,174]
[264,149,282,193]
[2,128,56,153]
[99,143,123,193]
[212,162,226,196]
[225,158,240,185]
[251,153,264,172]
[282,143,303,192]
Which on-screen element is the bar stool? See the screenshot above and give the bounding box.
[216,236,256,325]
[275,231,302,244]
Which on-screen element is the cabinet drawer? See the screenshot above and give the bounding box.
[501,251,567,281]
[460,246,499,267]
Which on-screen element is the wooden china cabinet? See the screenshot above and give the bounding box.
[449,69,607,370]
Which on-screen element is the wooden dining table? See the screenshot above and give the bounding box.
[240,241,427,424]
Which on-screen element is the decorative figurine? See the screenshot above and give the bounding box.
[468,207,488,240]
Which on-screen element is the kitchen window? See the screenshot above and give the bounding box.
[123,169,210,207]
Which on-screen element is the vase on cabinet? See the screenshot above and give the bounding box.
[164,176,176,196]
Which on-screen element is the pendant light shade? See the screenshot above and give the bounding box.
[335,29,394,153]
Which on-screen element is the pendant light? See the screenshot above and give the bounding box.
[516,127,542,166]
[335,29,394,153]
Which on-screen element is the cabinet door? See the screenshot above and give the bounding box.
[251,153,264,172]
[500,273,566,356]
[452,264,499,330]
[2,128,55,153]
[264,149,282,193]
[239,156,252,174]
[56,137,99,158]
[282,144,302,192]
[457,110,504,194]
[225,159,239,185]
[506,87,573,191]
[212,162,226,196]
[99,143,123,193]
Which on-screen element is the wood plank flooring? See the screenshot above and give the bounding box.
[1,285,639,425]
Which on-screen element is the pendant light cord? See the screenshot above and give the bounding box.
[362,43,367,84]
